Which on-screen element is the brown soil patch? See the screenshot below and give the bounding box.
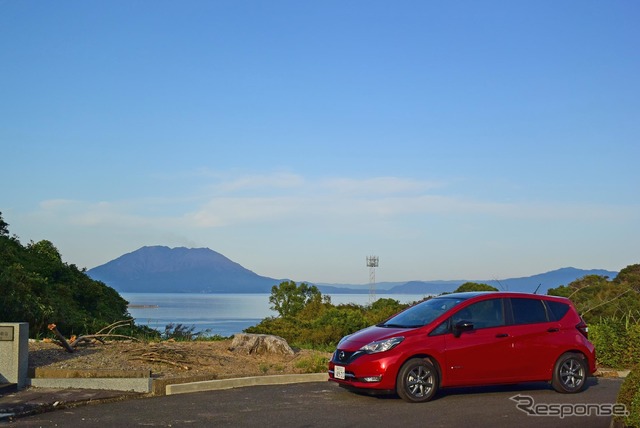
[29,339,331,381]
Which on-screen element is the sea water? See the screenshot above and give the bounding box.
[121,292,430,337]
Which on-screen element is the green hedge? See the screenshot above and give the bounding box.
[589,318,640,368]
[615,364,640,428]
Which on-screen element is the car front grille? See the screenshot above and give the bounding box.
[332,349,366,365]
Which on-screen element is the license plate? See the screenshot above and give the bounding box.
[334,365,345,380]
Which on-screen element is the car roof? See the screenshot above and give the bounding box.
[434,291,567,301]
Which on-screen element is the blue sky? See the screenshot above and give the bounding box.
[1,1,638,284]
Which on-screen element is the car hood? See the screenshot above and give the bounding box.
[339,325,410,351]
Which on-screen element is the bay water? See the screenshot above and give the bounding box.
[122,292,430,337]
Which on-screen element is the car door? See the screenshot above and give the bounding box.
[442,298,515,386]
[504,297,563,381]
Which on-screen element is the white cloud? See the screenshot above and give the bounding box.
[34,172,638,234]
[211,172,306,194]
[16,170,639,281]
[319,177,443,196]
[187,196,301,227]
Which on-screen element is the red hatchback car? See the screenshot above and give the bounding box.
[328,292,596,403]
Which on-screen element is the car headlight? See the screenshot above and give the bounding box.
[359,337,404,354]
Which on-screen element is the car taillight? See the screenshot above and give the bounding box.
[576,320,589,339]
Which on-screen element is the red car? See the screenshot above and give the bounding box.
[328,291,596,403]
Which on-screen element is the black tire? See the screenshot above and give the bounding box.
[396,358,439,403]
[551,352,588,393]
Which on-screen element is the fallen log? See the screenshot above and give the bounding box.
[47,324,75,353]
[47,321,140,353]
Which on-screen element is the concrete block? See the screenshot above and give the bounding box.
[166,373,328,395]
[28,377,153,393]
[30,368,151,379]
[0,323,29,389]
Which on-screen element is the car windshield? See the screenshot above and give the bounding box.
[378,297,467,328]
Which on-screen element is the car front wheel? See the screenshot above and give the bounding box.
[551,352,588,393]
[396,358,439,403]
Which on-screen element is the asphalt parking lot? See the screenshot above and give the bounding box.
[5,377,625,427]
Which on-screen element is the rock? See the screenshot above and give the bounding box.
[229,334,295,356]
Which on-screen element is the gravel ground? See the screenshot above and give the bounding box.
[29,339,331,380]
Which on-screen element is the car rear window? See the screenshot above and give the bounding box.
[545,300,571,321]
[510,298,548,324]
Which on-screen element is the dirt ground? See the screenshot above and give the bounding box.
[28,339,332,381]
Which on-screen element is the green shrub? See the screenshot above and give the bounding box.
[590,319,627,367]
[623,323,640,367]
[365,298,408,325]
[615,364,640,428]
[590,316,640,368]
[162,323,213,341]
[294,353,330,373]
[246,296,409,349]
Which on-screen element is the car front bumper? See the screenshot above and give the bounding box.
[328,351,403,391]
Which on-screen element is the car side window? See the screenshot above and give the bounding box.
[451,298,505,329]
[510,298,548,324]
[545,300,570,321]
[429,319,450,336]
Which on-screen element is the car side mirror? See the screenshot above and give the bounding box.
[453,321,474,338]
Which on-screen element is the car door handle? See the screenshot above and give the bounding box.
[495,333,509,338]
[547,328,559,333]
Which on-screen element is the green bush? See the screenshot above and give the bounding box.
[245,316,305,344]
[615,364,640,428]
[294,353,330,373]
[590,316,640,368]
[162,323,215,341]
[246,285,411,349]
[365,298,408,325]
[454,282,499,292]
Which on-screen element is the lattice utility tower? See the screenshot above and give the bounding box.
[366,256,379,304]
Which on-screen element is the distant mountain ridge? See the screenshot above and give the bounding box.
[87,246,618,295]
[87,246,283,293]
[317,267,618,295]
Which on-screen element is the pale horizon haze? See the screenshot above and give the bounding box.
[1,1,638,284]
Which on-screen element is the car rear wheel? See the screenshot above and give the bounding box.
[396,358,439,403]
[551,352,588,393]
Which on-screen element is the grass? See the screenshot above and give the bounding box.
[294,354,330,373]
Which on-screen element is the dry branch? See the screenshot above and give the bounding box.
[47,320,140,353]
[124,343,192,369]
[69,334,140,347]
[95,320,134,336]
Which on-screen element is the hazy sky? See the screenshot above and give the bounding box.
[1,1,638,284]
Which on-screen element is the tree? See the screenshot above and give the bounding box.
[27,240,62,263]
[269,281,322,318]
[614,264,640,292]
[0,217,131,337]
[547,272,640,323]
[455,282,498,293]
[0,211,8,236]
[365,298,407,325]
